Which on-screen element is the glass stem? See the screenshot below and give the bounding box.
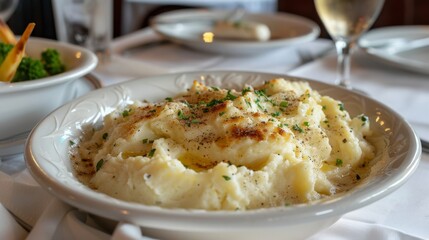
[334,40,352,89]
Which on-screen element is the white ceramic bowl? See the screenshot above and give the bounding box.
[25,71,421,240]
[0,37,98,141]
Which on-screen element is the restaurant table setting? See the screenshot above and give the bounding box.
[1,10,429,239]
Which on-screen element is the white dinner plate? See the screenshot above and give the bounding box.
[359,26,429,75]
[0,75,101,158]
[151,9,320,56]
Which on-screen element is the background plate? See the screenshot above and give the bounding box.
[359,26,429,75]
[151,9,320,56]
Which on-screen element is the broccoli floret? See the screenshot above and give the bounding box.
[0,42,13,65]
[41,48,65,75]
[11,57,48,82]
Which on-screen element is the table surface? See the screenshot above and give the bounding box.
[1,28,428,240]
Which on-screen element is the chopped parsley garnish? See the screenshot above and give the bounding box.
[271,111,281,117]
[322,105,327,110]
[361,115,369,125]
[142,138,148,144]
[338,103,345,111]
[148,149,156,157]
[102,132,108,140]
[292,124,304,133]
[165,97,173,102]
[69,140,75,146]
[219,111,226,116]
[241,87,251,95]
[211,86,220,91]
[122,109,130,117]
[303,121,310,127]
[206,99,223,107]
[96,159,104,172]
[225,90,237,101]
[335,159,343,167]
[280,101,289,108]
[222,175,231,181]
[177,110,189,120]
[191,119,201,124]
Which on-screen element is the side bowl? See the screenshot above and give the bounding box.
[0,37,98,140]
[25,71,421,239]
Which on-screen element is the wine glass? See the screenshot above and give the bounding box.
[314,0,384,90]
[0,0,19,21]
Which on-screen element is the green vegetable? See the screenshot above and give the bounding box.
[0,43,66,82]
[41,48,65,75]
[222,175,231,181]
[12,57,48,82]
[0,43,13,64]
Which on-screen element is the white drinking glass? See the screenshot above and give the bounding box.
[315,0,384,89]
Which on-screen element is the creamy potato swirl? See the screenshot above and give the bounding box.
[71,78,375,210]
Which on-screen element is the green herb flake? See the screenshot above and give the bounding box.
[292,124,304,133]
[211,86,220,91]
[225,90,237,101]
[96,159,104,172]
[271,112,281,117]
[206,99,223,107]
[177,110,189,120]
[142,138,148,144]
[69,140,75,146]
[280,101,289,108]
[322,105,327,110]
[191,119,201,124]
[303,121,310,127]
[219,111,226,116]
[165,97,173,102]
[148,149,156,157]
[222,175,231,181]
[338,103,345,111]
[241,87,251,95]
[102,132,108,140]
[122,109,130,117]
[335,159,343,167]
[361,115,369,125]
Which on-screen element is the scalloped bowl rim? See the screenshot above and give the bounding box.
[25,71,421,231]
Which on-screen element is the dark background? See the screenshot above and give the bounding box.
[6,0,429,40]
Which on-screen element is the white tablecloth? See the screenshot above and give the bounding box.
[1,28,428,240]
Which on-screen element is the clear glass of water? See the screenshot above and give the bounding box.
[61,0,112,62]
[314,0,384,90]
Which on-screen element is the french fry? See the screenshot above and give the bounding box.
[0,23,35,82]
[0,19,17,45]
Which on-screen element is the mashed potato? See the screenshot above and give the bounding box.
[71,78,375,210]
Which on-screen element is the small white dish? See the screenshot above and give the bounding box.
[0,37,98,141]
[151,9,320,56]
[26,71,420,240]
[0,74,101,158]
[359,26,429,75]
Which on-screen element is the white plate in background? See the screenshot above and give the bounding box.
[359,26,429,75]
[151,9,320,56]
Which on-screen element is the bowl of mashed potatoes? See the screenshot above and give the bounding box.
[25,71,421,240]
